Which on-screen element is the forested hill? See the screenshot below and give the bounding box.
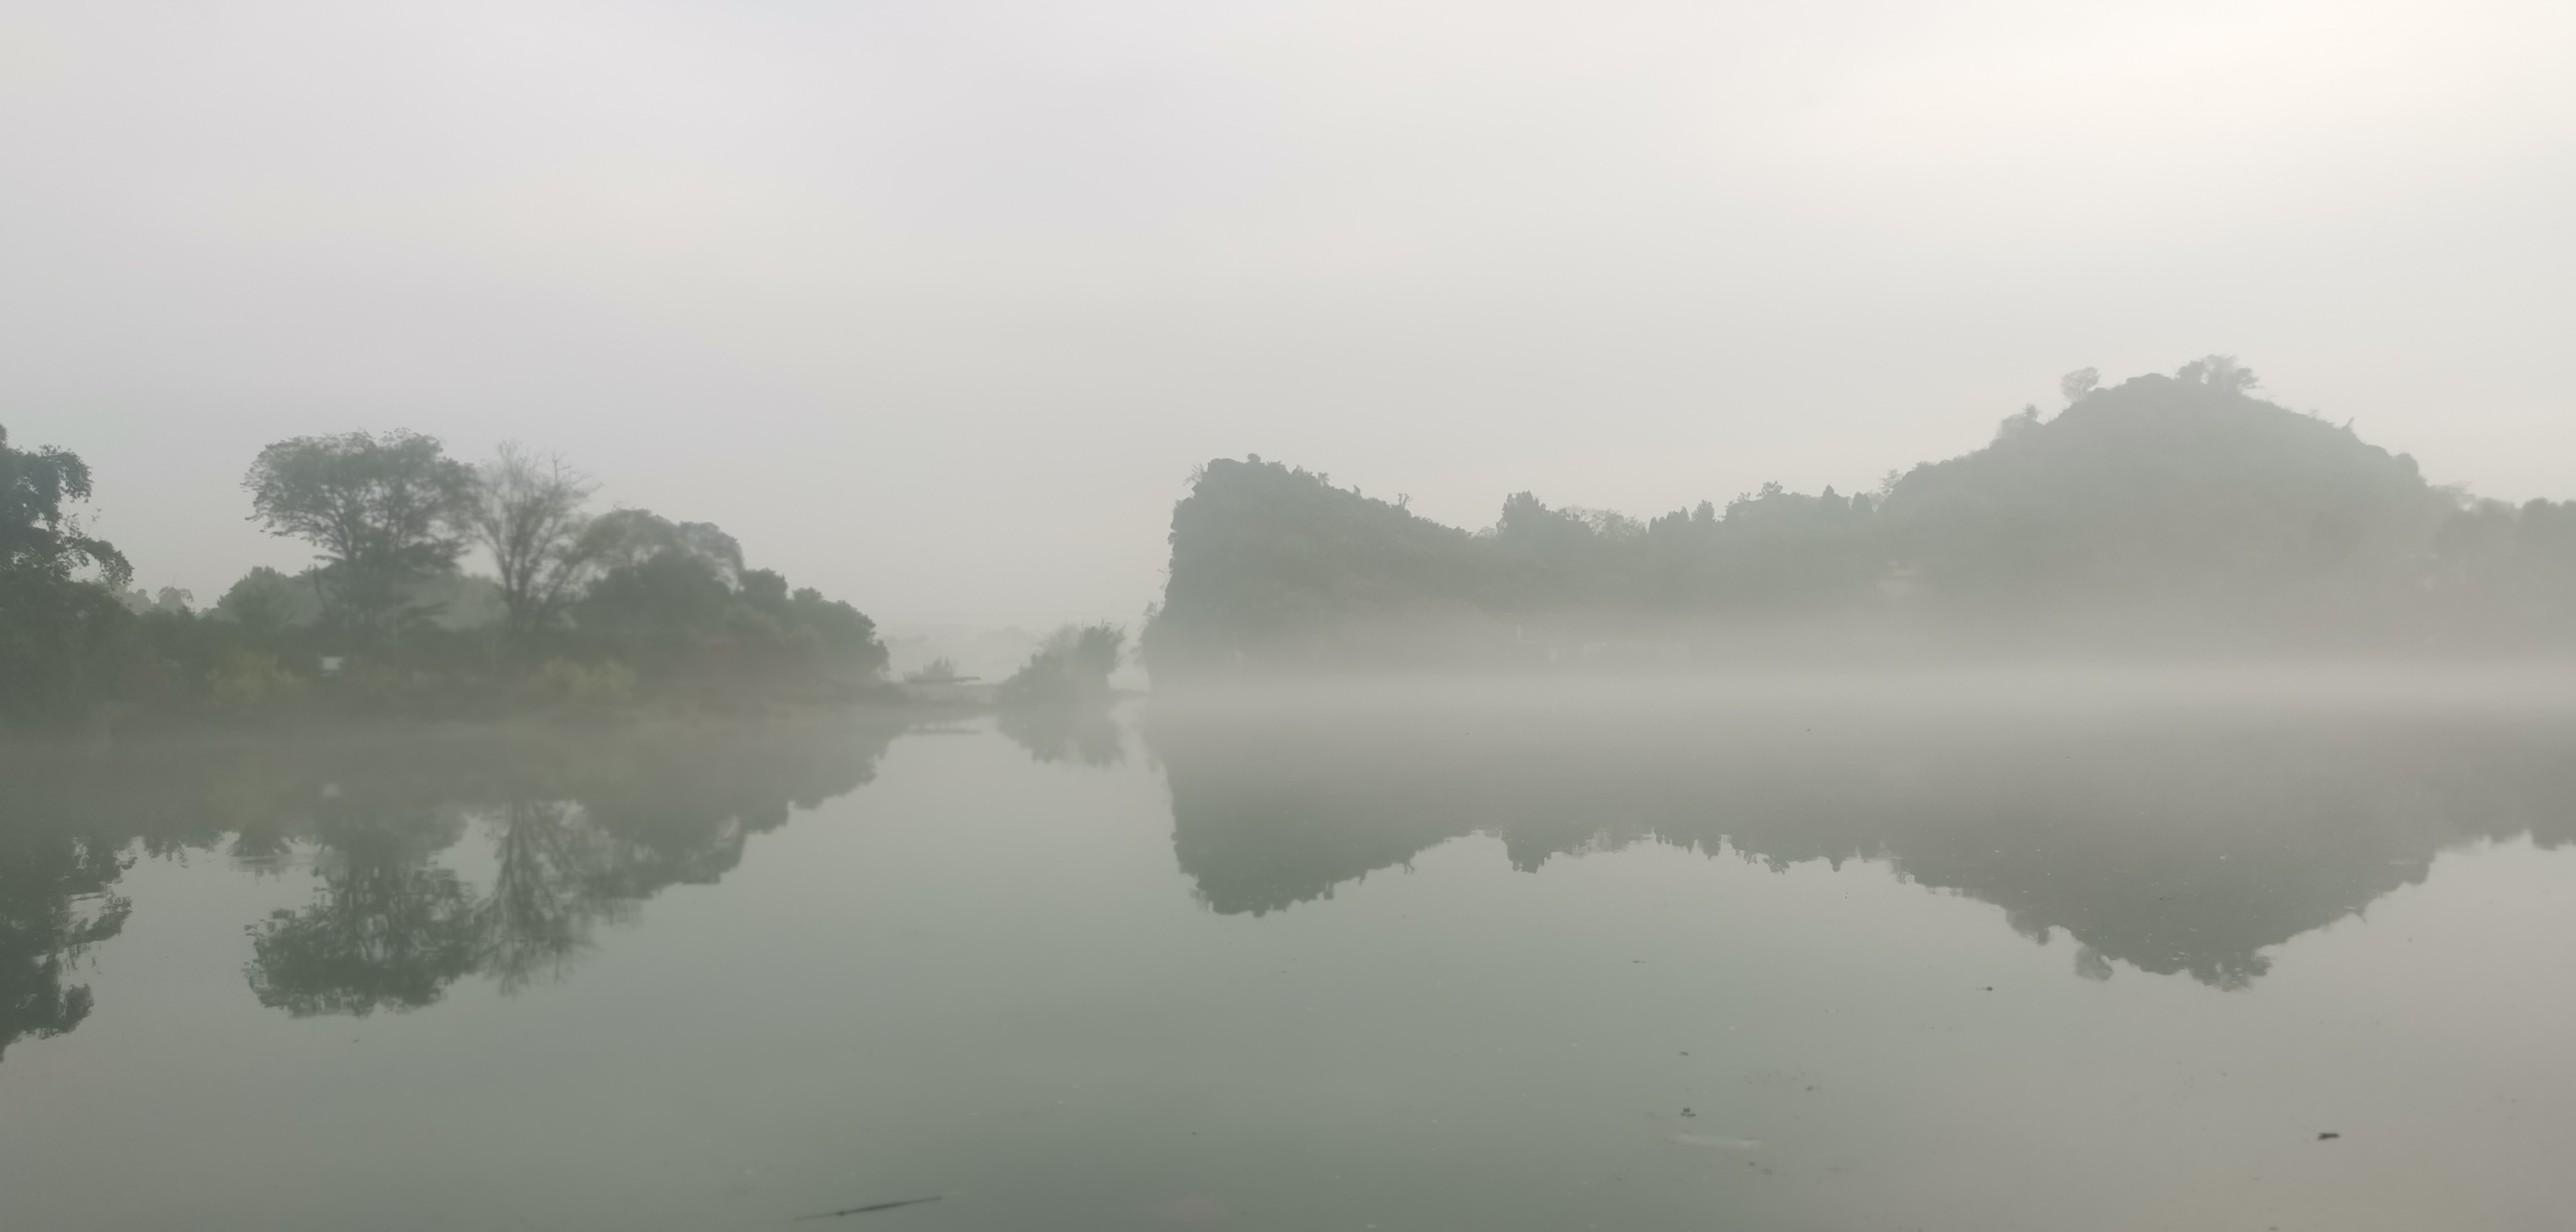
[1142,360,2576,675]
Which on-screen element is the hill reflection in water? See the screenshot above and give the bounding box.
[1146,678,2576,988]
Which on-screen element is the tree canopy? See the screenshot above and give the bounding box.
[1,425,144,721]
[466,444,600,644]
[244,431,477,641]
[4,425,894,727]
[2,424,131,586]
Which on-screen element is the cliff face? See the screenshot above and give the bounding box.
[1141,457,1510,677]
[1143,374,2574,677]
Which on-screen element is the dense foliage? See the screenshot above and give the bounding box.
[996,622,1125,705]
[1,427,146,720]
[1145,361,2576,674]
[244,431,479,640]
[0,424,890,728]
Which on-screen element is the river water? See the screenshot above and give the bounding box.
[4,680,2573,1230]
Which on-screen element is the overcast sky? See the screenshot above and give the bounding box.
[6,0,2570,622]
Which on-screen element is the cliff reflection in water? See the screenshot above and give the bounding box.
[0,716,905,1051]
[1147,690,2576,988]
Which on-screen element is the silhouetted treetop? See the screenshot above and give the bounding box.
[244,430,478,641]
[2,424,131,587]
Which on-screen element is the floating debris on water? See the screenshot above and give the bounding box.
[795,1196,943,1221]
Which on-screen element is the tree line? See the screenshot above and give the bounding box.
[1,427,890,725]
[1143,358,2576,673]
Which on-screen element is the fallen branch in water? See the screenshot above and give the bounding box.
[795,1196,943,1221]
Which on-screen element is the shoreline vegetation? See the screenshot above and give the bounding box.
[1,426,1125,733]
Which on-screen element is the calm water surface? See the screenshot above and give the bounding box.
[4,684,2575,1231]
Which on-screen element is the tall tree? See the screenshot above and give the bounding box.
[1,423,131,586]
[582,508,743,582]
[466,444,599,645]
[211,566,309,638]
[243,431,476,641]
[1,425,140,721]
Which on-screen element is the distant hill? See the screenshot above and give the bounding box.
[1142,360,2576,675]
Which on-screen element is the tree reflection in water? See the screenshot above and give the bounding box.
[249,721,907,1013]
[0,714,908,1039]
[0,829,130,1060]
[479,799,625,994]
[997,702,1126,767]
[249,808,481,1017]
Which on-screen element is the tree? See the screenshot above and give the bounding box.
[1,425,141,721]
[739,568,890,678]
[466,444,600,645]
[1,424,130,586]
[582,509,743,582]
[2175,354,2258,393]
[905,657,964,684]
[1994,405,2041,442]
[243,431,477,642]
[213,566,310,638]
[119,586,191,615]
[998,623,1123,704]
[2059,367,2100,404]
[571,511,744,668]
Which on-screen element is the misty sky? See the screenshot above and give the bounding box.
[6,1,2570,623]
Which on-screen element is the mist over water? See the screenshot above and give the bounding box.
[8,3,2576,1226]
[6,680,2576,1230]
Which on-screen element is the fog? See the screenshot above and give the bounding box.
[16,11,2576,1221]
[6,0,2572,623]
[1142,663,2576,718]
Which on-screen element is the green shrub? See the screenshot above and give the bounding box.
[538,658,638,707]
[205,651,306,713]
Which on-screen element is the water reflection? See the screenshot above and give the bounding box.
[10,692,2576,1068]
[1147,697,2576,988]
[0,828,129,1060]
[997,702,1126,766]
[249,805,481,1017]
[0,716,907,1039]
